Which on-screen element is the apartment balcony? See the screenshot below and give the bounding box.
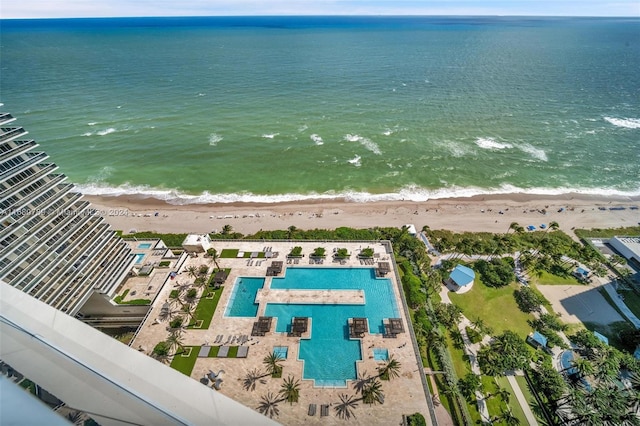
[0,113,15,126]
[0,140,38,163]
[0,127,28,143]
[0,152,48,180]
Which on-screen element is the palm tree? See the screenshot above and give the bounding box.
[186,265,199,279]
[361,379,384,405]
[221,224,233,235]
[243,368,266,392]
[569,357,594,379]
[334,393,358,420]
[287,225,297,239]
[263,352,284,377]
[471,317,486,334]
[499,407,521,425]
[256,392,280,418]
[352,371,374,395]
[495,386,511,404]
[181,302,197,326]
[207,247,221,269]
[166,330,185,355]
[66,410,84,425]
[377,356,401,380]
[458,372,481,400]
[279,376,300,405]
[506,222,520,235]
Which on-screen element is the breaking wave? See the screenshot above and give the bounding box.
[310,134,324,145]
[475,137,513,150]
[519,143,548,162]
[75,182,640,205]
[347,155,361,167]
[344,134,382,155]
[209,133,223,146]
[604,117,640,129]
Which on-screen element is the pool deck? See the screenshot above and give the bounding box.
[130,241,432,426]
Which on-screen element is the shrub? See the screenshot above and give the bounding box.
[169,317,184,329]
[473,258,515,288]
[153,341,170,357]
[289,246,303,257]
[514,286,544,313]
[407,412,427,426]
[159,261,171,267]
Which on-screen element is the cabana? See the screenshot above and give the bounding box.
[266,261,284,276]
[384,318,404,337]
[349,318,368,338]
[251,316,273,336]
[212,270,228,288]
[289,317,309,337]
[376,262,391,277]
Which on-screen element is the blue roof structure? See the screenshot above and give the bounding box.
[634,346,640,360]
[530,331,549,347]
[576,267,590,277]
[449,265,475,287]
[593,331,609,345]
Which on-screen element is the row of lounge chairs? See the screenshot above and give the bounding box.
[309,258,324,264]
[286,258,300,264]
[308,404,330,417]
[213,334,249,345]
[359,259,375,265]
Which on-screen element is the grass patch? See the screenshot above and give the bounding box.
[170,346,199,376]
[449,280,535,339]
[228,346,238,358]
[123,232,187,248]
[514,375,544,423]
[220,249,239,258]
[169,289,179,299]
[445,331,469,379]
[187,287,223,330]
[533,270,581,286]
[208,346,220,357]
[496,376,528,425]
[481,376,504,420]
[618,289,640,320]
[575,226,640,239]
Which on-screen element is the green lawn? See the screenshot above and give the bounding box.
[208,346,220,357]
[532,270,581,286]
[449,280,535,339]
[481,376,504,420]
[220,249,239,258]
[514,376,542,421]
[496,376,528,425]
[170,346,199,376]
[188,287,224,330]
[618,288,640,320]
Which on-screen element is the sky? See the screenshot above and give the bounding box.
[1,0,639,19]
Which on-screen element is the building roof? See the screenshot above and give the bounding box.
[530,331,549,347]
[404,224,417,235]
[182,234,210,246]
[449,265,475,287]
[575,267,590,277]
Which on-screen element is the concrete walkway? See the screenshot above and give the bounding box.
[506,374,538,425]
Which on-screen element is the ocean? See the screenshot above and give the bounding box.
[1,16,639,204]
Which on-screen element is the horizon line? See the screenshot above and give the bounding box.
[2,14,639,21]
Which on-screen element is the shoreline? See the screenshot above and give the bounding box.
[85,192,640,236]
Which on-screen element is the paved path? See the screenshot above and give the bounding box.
[506,374,538,425]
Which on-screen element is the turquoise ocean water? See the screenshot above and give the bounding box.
[1,16,639,203]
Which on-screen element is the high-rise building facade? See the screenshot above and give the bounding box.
[0,112,134,315]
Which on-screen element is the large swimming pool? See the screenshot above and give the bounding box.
[265,267,400,387]
[224,277,265,317]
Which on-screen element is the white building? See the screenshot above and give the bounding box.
[609,236,640,265]
[0,113,135,316]
[182,233,212,253]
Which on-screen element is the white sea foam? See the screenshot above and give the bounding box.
[310,134,324,145]
[262,133,279,139]
[97,128,117,136]
[344,134,382,155]
[604,117,640,129]
[475,137,513,150]
[518,143,548,161]
[382,129,393,136]
[348,155,361,167]
[75,182,640,205]
[87,122,97,126]
[298,124,309,132]
[209,133,223,146]
[82,132,93,137]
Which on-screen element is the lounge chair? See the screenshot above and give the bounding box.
[321,404,329,416]
[308,404,317,416]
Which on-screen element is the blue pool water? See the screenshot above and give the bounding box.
[134,253,145,264]
[373,348,389,361]
[265,267,400,387]
[273,346,288,360]
[224,277,265,317]
[138,243,152,249]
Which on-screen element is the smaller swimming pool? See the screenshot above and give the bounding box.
[373,348,389,361]
[273,346,288,360]
[134,253,145,264]
[138,243,152,249]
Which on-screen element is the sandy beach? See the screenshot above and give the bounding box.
[86,193,640,236]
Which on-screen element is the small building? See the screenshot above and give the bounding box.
[181,234,212,253]
[608,236,640,265]
[527,331,553,354]
[447,265,475,293]
[573,267,590,281]
[404,224,417,236]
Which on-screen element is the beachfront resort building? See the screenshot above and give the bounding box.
[0,113,135,316]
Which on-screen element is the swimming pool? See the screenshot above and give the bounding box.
[224,277,265,317]
[373,348,389,361]
[273,346,288,360]
[134,253,145,264]
[265,267,400,387]
[138,242,152,249]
